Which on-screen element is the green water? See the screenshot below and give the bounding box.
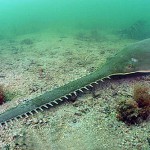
[0,1,150,150]
[0,0,150,39]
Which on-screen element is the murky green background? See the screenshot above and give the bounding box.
[0,0,150,38]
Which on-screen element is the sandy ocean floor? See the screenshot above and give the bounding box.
[0,30,150,150]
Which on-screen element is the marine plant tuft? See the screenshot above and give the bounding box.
[0,85,5,105]
[134,84,150,108]
[116,84,150,124]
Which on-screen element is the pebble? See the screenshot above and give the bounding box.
[32,118,38,124]
[74,112,82,116]
[72,119,77,123]
[25,119,32,125]
[147,137,150,146]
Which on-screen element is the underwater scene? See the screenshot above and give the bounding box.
[0,0,150,149]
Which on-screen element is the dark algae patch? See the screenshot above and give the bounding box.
[116,84,150,125]
[0,85,16,105]
[0,85,5,105]
[20,38,33,45]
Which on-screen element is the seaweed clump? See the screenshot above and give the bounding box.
[0,85,5,105]
[116,84,150,124]
[134,84,150,120]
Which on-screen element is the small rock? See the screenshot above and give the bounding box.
[32,118,38,124]
[147,137,150,146]
[39,119,43,124]
[72,119,77,123]
[26,120,31,125]
[110,84,116,90]
[42,118,48,123]
[74,112,82,116]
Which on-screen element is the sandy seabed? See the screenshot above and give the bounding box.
[0,30,150,150]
